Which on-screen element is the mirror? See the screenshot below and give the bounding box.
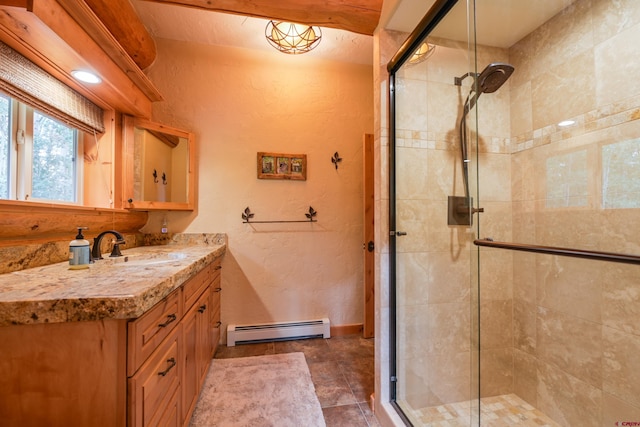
[122,116,195,210]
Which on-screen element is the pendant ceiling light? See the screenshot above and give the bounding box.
[408,41,436,65]
[265,21,322,54]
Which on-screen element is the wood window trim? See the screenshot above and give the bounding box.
[0,199,148,245]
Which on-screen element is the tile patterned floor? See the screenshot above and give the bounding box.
[215,339,559,427]
[405,394,561,427]
[214,334,379,427]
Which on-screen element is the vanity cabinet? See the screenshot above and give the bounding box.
[128,259,222,427]
[0,258,222,427]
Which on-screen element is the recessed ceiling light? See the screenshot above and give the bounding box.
[558,120,575,127]
[71,70,102,84]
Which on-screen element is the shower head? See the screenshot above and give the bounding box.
[477,62,514,93]
[454,62,514,93]
[459,62,515,116]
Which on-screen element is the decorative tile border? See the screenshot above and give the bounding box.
[394,94,640,156]
[511,94,640,154]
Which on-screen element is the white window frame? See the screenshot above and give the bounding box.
[2,95,84,204]
[0,94,16,200]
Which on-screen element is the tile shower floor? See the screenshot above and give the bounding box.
[214,334,378,427]
[405,394,561,426]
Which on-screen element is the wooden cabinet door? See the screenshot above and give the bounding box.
[128,326,181,427]
[210,273,222,358]
[154,386,181,427]
[182,287,212,425]
[0,319,127,427]
[181,299,199,426]
[196,286,213,387]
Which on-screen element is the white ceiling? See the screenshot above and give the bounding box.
[132,0,577,65]
[386,0,577,48]
[131,1,374,65]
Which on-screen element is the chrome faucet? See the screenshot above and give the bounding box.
[91,230,126,260]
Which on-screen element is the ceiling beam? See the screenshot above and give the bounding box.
[84,0,157,69]
[139,0,382,35]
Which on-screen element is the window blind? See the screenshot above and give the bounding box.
[0,41,105,134]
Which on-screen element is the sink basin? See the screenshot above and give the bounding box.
[98,251,189,267]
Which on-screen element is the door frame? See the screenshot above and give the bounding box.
[363,133,375,338]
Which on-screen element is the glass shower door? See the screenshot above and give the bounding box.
[391,0,640,425]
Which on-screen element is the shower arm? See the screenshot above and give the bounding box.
[454,72,478,87]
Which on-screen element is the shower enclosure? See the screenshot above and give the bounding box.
[387,0,640,425]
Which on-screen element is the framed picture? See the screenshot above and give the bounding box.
[257,152,307,180]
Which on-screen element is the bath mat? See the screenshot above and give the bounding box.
[189,352,326,427]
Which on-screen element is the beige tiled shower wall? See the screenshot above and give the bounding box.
[508,0,640,425]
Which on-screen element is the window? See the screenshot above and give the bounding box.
[0,92,83,204]
[0,93,8,199]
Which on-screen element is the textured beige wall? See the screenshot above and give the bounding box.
[143,39,374,337]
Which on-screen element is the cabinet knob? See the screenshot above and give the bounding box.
[198,304,207,313]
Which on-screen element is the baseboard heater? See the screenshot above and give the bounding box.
[227,318,330,346]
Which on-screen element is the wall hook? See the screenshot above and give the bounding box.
[152,169,158,183]
[162,172,167,185]
[331,152,342,170]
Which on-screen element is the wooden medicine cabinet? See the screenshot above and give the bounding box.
[123,116,196,211]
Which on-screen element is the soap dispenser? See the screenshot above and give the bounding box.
[69,227,90,270]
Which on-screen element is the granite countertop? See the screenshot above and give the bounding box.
[0,243,226,326]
